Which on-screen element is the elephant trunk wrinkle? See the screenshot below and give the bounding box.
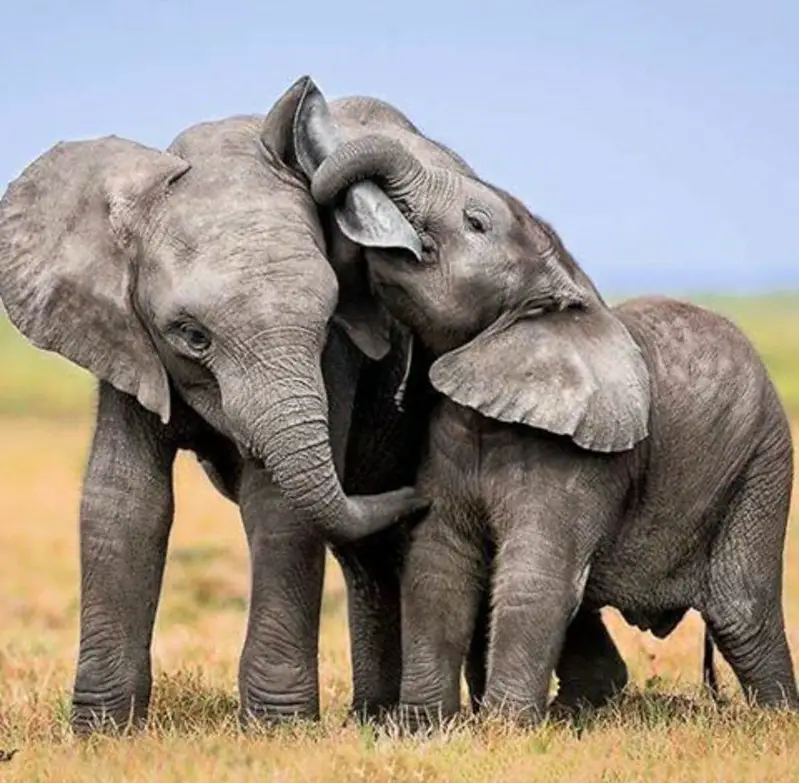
[311,134,429,211]
[230,348,428,544]
[218,334,345,537]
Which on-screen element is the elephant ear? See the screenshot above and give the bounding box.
[260,75,420,362]
[429,305,651,452]
[0,136,191,423]
[260,75,311,168]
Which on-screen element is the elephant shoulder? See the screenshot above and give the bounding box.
[612,296,773,442]
[613,296,768,386]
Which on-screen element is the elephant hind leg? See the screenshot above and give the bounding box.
[551,607,628,713]
[703,596,797,709]
[332,529,406,723]
[703,441,798,710]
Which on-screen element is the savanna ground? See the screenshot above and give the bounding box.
[1,293,798,782]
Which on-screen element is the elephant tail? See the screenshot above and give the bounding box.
[703,626,720,702]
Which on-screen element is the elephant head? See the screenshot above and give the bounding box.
[0,77,426,541]
[300,130,651,453]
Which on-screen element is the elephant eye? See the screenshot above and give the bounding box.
[464,208,491,234]
[171,320,211,355]
[420,232,437,256]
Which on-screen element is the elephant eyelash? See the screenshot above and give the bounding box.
[463,207,491,234]
[168,319,212,356]
[409,231,437,264]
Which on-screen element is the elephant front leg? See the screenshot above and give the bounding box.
[483,529,579,726]
[398,505,485,732]
[72,384,177,735]
[237,463,326,725]
[333,530,405,722]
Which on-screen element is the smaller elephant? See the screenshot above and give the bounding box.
[303,132,798,726]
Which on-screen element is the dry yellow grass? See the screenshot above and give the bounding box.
[2,291,799,781]
[0,415,797,781]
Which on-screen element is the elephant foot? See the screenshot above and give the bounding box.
[480,694,545,729]
[237,657,321,731]
[396,702,457,736]
[71,661,152,737]
[550,689,625,719]
[71,691,149,738]
[238,686,320,732]
[238,701,320,732]
[346,699,396,727]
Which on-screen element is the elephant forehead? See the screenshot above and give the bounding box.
[140,217,337,326]
[168,115,265,161]
[154,181,323,256]
[167,121,313,214]
[144,223,334,286]
[142,256,336,333]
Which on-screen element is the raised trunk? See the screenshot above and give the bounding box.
[310,134,428,210]
[229,339,425,544]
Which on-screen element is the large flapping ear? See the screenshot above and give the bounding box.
[0,136,191,423]
[261,75,417,362]
[429,305,651,453]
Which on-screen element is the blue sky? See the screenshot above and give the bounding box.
[1,0,797,294]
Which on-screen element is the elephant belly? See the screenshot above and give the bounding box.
[585,528,710,636]
[619,607,689,639]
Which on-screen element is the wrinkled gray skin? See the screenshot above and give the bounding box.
[0,77,474,734]
[308,131,798,726]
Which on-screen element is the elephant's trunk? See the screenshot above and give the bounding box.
[227,335,423,544]
[310,135,428,211]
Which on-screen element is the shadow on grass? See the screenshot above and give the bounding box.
[551,689,724,736]
[544,683,799,741]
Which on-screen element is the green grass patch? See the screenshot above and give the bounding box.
[687,292,799,417]
[0,315,94,420]
[1,292,797,420]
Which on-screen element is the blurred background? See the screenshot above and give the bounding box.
[0,0,797,768]
[1,0,797,419]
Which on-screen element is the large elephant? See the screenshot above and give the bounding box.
[0,76,480,733]
[304,130,798,725]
